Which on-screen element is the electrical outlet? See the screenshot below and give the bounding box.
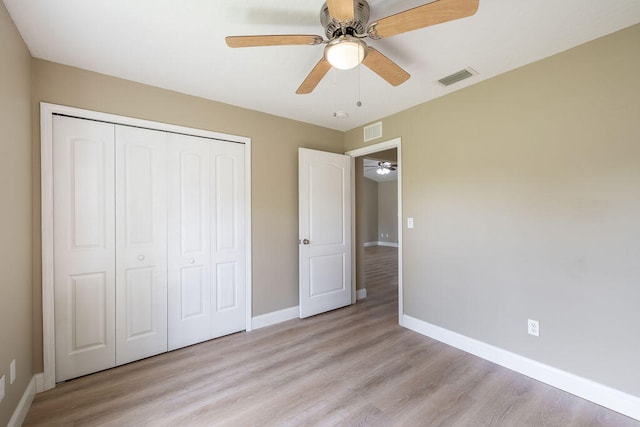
[0,375,5,403]
[10,359,16,384]
[407,217,414,229]
[528,319,539,336]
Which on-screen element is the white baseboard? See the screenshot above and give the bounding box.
[401,315,640,421]
[8,375,37,427]
[364,241,399,248]
[377,241,399,248]
[34,372,45,393]
[251,306,299,330]
[356,288,367,300]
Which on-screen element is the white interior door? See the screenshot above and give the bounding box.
[299,148,352,318]
[115,125,168,365]
[167,133,212,350]
[53,116,116,381]
[210,141,246,336]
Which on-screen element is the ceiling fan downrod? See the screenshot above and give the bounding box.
[320,0,371,40]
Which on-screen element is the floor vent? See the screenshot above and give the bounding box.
[364,121,382,142]
[437,68,476,87]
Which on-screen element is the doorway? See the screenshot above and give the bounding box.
[346,138,402,323]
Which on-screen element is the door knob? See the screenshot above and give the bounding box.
[302,239,310,245]
[138,255,145,261]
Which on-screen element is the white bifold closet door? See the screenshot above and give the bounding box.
[53,115,246,382]
[115,125,168,365]
[167,134,246,350]
[210,140,246,338]
[167,133,212,350]
[53,116,116,382]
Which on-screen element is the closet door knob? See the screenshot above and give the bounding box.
[138,255,145,261]
[189,258,195,264]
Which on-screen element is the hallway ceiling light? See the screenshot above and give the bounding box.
[376,164,391,175]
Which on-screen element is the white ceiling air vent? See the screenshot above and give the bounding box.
[363,121,382,142]
[437,67,477,87]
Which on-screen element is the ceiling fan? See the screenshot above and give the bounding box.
[225,0,479,94]
[365,161,397,175]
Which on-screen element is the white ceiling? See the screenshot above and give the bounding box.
[364,159,397,182]
[4,0,640,131]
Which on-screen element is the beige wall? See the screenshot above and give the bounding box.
[377,181,398,244]
[362,178,379,243]
[0,2,33,425]
[345,24,640,396]
[30,59,344,372]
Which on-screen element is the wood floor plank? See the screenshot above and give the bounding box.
[24,246,639,426]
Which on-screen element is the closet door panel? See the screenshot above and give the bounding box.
[168,133,212,350]
[115,126,168,365]
[211,142,246,337]
[53,116,116,382]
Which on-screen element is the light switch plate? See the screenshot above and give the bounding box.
[407,217,414,229]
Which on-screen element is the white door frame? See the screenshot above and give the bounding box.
[345,138,403,324]
[40,102,253,390]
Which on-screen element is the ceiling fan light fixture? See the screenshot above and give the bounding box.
[324,35,367,70]
[376,166,391,175]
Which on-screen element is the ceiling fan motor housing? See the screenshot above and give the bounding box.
[321,0,370,39]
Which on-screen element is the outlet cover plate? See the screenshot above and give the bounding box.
[528,319,540,336]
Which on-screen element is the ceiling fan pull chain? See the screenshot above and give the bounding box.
[332,67,337,115]
[357,63,362,107]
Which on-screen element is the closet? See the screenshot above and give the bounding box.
[52,115,246,382]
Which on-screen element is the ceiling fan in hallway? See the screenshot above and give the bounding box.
[225,0,480,94]
[365,161,397,175]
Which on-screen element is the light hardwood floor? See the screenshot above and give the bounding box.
[25,246,638,426]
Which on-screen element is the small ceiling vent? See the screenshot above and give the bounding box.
[364,121,382,142]
[437,68,477,87]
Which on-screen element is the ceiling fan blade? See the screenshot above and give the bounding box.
[368,0,479,39]
[362,48,410,86]
[226,35,323,48]
[378,161,397,169]
[296,58,332,94]
[326,0,355,22]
